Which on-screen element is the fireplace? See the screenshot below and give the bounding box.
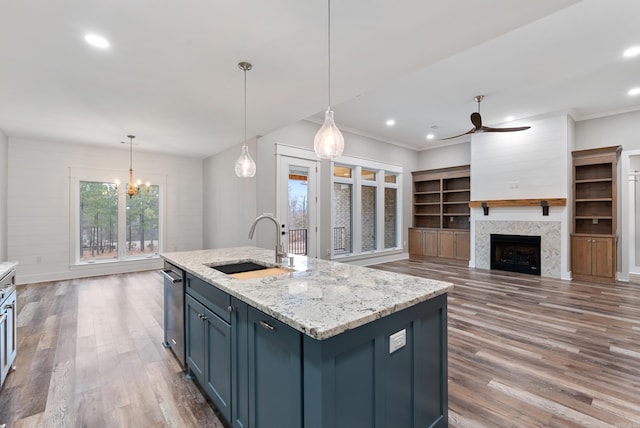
[490,234,541,275]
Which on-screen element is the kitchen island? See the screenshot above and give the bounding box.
[162,247,452,428]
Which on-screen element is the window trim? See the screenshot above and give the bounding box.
[69,167,166,267]
[331,156,402,259]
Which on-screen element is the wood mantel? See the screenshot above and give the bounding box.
[469,198,567,208]
[469,198,566,216]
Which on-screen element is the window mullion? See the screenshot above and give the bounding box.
[376,169,384,251]
[117,191,126,259]
[353,166,362,254]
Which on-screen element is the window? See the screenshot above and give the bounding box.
[79,181,119,262]
[333,165,353,254]
[72,168,163,265]
[331,159,401,257]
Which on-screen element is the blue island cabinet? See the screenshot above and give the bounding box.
[185,276,233,423]
[185,272,447,428]
[229,298,302,428]
[302,293,447,428]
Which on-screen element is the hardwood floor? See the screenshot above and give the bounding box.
[1,263,639,427]
[0,271,224,428]
[371,260,640,428]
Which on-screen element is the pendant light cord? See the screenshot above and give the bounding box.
[129,135,133,170]
[327,0,332,109]
[243,67,247,144]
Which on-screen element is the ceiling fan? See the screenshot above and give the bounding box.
[441,95,531,140]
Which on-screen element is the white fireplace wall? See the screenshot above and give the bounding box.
[469,113,573,279]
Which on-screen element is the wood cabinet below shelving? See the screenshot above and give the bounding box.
[571,235,615,283]
[409,228,469,263]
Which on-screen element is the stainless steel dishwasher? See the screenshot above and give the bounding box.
[162,261,185,367]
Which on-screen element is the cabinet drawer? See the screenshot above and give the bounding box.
[186,274,231,323]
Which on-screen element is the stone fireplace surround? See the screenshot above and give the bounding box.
[475,220,562,278]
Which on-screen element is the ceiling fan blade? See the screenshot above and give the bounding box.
[439,128,475,140]
[470,112,482,129]
[481,125,531,133]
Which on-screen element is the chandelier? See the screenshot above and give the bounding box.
[115,135,149,198]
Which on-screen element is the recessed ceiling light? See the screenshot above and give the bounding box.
[505,115,515,122]
[84,34,110,49]
[629,87,640,96]
[623,46,640,58]
[426,134,435,140]
[386,119,395,126]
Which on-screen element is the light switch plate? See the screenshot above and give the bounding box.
[389,329,406,354]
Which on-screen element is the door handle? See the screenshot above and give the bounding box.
[259,320,275,331]
[162,269,182,284]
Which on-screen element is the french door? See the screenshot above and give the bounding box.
[277,156,318,258]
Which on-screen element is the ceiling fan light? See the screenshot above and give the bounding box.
[314,109,344,159]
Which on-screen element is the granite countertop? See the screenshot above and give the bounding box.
[162,247,453,340]
[0,261,18,280]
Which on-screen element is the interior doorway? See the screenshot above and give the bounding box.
[277,156,318,258]
[629,154,640,274]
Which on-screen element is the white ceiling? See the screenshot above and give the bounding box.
[0,0,638,158]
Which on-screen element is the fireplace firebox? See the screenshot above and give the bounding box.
[490,234,541,275]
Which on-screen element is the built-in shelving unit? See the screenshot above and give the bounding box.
[412,166,470,230]
[571,145,621,283]
[410,165,470,262]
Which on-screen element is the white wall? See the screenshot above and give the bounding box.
[203,138,257,249]
[8,137,203,284]
[256,120,419,262]
[0,130,7,261]
[472,115,569,200]
[575,110,640,151]
[417,142,470,170]
[469,114,572,279]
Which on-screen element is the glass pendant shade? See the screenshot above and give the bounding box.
[234,144,256,177]
[314,108,344,159]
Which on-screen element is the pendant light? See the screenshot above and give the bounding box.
[314,0,344,159]
[115,135,149,198]
[235,61,257,178]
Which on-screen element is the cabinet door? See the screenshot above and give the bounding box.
[186,294,206,380]
[204,307,232,423]
[591,237,614,279]
[438,231,455,259]
[0,307,6,386]
[424,230,439,256]
[454,231,470,260]
[231,299,249,428]
[408,228,424,256]
[571,236,593,276]
[248,307,302,428]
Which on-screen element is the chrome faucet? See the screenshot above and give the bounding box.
[248,213,287,264]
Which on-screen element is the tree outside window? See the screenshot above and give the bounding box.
[79,181,160,262]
